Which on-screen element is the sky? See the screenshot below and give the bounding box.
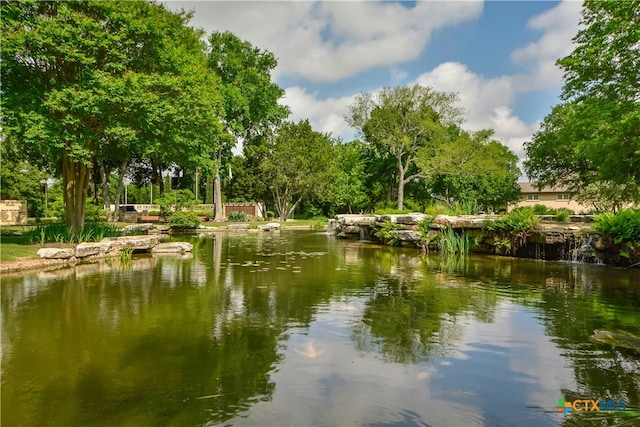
[163,0,584,172]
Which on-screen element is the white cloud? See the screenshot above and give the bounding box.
[390,67,408,83]
[414,62,536,159]
[510,0,582,90]
[281,87,356,139]
[165,0,483,82]
[165,0,582,171]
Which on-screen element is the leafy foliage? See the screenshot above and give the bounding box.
[486,208,540,234]
[25,221,121,245]
[593,209,640,245]
[373,222,400,246]
[1,1,223,232]
[169,211,201,230]
[347,84,463,210]
[227,211,249,222]
[525,1,640,201]
[485,208,541,256]
[260,120,336,221]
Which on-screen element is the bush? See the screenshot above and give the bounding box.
[169,211,201,230]
[532,204,550,215]
[485,208,540,256]
[373,222,400,246]
[594,209,640,244]
[554,208,573,222]
[227,211,248,222]
[266,210,275,218]
[486,208,540,233]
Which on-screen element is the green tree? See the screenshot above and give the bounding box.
[260,120,336,221]
[334,141,369,214]
[0,138,49,217]
[207,31,289,221]
[525,1,640,199]
[1,1,222,233]
[417,129,521,211]
[347,85,463,210]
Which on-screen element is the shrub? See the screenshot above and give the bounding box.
[169,211,201,230]
[373,222,400,246]
[227,211,248,222]
[486,208,540,233]
[594,209,640,244]
[485,209,540,256]
[532,204,550,215]
[266,210,275,218]
[554,208,573,222]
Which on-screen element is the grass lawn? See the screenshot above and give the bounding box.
[0,242,40,262]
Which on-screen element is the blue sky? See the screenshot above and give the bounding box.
[164,1,583,168]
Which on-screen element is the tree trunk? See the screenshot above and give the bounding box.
[99,162,111,221]
[112,160,128,222]
[397,156,405,211]
[213,150,224,222]
[62,151,91,234]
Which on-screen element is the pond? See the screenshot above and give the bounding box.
[2,231,639,426]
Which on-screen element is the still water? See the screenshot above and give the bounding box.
[2,231,639,426]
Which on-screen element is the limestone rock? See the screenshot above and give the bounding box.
[123,223,153,234]
[393,230,421,241]
[335,214,376,226]
[101,235,158,251]
[37,248,75,259]
[151,242,193,253]
[395,213,432,225]
[155,225,171,232]
[432,215,488,229]
[259,222,281,231]
[75,242,111,258]
[227,223,250,230]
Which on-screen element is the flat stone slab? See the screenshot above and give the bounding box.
[227,224,250,230]
[75,241,112,258]
[151,242,193,253]
[395,214,432,225]
[432,215,491,229]
[37,248,75,259]
[123,223,153,234]
[259,222,281,231]
[335,215,376,226]
[101,235,158,251]
[393,230,422,241]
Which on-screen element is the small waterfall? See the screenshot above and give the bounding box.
[360,225,372,242]
[569,234,605,264]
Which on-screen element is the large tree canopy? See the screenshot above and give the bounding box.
[525,1,640,200]
[1,0,223,232]
[417,128,521,210]
[260,120,335,221]
[206,31,288,221]
[347,85,463,210]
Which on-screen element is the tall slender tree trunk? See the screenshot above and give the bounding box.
[213,150,224,222]
[99,162,111,221]
[62,151,91,234]
[397,155,405,211]
[111,160,128,222]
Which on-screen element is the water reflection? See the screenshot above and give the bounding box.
[2,231,639,426]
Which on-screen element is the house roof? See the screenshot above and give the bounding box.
[519,182,571,193]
